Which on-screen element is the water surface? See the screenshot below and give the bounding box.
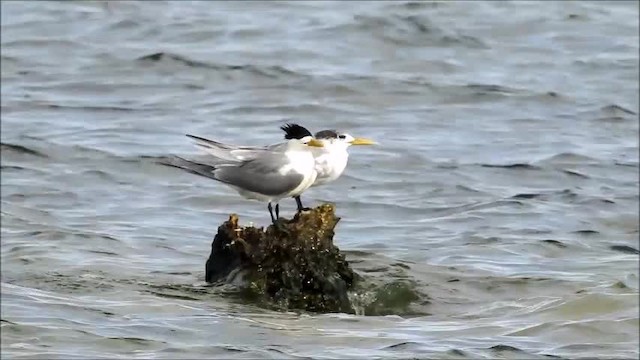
[2,1,639,359]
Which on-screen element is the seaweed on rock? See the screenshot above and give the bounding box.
[205,204,357,313]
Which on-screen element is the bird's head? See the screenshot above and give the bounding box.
[280,123,375,150]
[314,130,377,151]
[280,123,324,148]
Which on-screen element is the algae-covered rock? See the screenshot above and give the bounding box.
[205,204,357,313]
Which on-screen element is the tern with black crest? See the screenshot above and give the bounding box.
[187,123,376,211]
[159,131,324,224]
[284,126,376,211]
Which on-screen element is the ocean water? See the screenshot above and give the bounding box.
[1,1,638,358]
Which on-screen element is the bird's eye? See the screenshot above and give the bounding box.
[338,135,346,139]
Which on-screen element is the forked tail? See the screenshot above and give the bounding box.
[157,156,219,180]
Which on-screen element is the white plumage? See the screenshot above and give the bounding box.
[160,133,325,224]
[182,124,375,211]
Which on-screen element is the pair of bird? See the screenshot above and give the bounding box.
[161,124,375,224]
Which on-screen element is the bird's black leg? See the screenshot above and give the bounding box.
[295,195,311,212]
[268,202,277,224]
[269,202,287,232]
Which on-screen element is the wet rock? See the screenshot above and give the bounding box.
[205,204,357,313]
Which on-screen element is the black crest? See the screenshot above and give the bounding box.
[281,123,313,139]
[314,130,339,139]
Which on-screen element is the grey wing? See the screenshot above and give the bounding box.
[228,141,288,160]
[213,153,303,196]
[186,134,285,162]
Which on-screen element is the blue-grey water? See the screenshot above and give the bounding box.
[2,1,639,359]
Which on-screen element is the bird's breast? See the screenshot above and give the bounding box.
[315,151,348,181]
[280,150,316,176]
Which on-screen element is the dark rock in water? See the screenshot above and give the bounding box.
[205,204,357,314]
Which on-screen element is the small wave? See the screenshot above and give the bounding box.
[535,152,600,166]
[1,55,19,62]
[455,184,486,194]
[576,104,639,123]
[348,279,426,316]
[541,239,568,248]
[5,139,135,165]
[614,161,638,168]
[480,163,540,170]
[511,193,543,200]
[425,199,526,219]
[562,169,590,178]
[2,39,78,49]
[149,271,193,276]
[610,245,639,255]
[1,142,48,158]
[465,83,519,95]
[401,1,442,9]
[595,116,632,123]
[16,229,120,243]
[600,104,637,116]
[44,104,139,112]
[383,341,424,350]
[136,52,307,79]
[105,19,140,31]
[547,189,579,203]
[217,103,352,117]
[0,165,28,171]
[337,14,488,49]
[86,250,119,256]
[515,189,616,207]
[120,154,171,164]
[565,13,588,21]
[592,104,638,123]
[343,250,378,258]
[572,229,599,236]
[147,291,201,301]
[582,198,616,205]
[489,344,525,353]
[137,52,214,67]
[105,336,164,345]
[80,169,118,182]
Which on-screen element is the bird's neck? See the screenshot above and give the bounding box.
[318,148,349,173]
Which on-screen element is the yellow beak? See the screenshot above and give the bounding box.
[350,137,376,145]
[306,138,325,147]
